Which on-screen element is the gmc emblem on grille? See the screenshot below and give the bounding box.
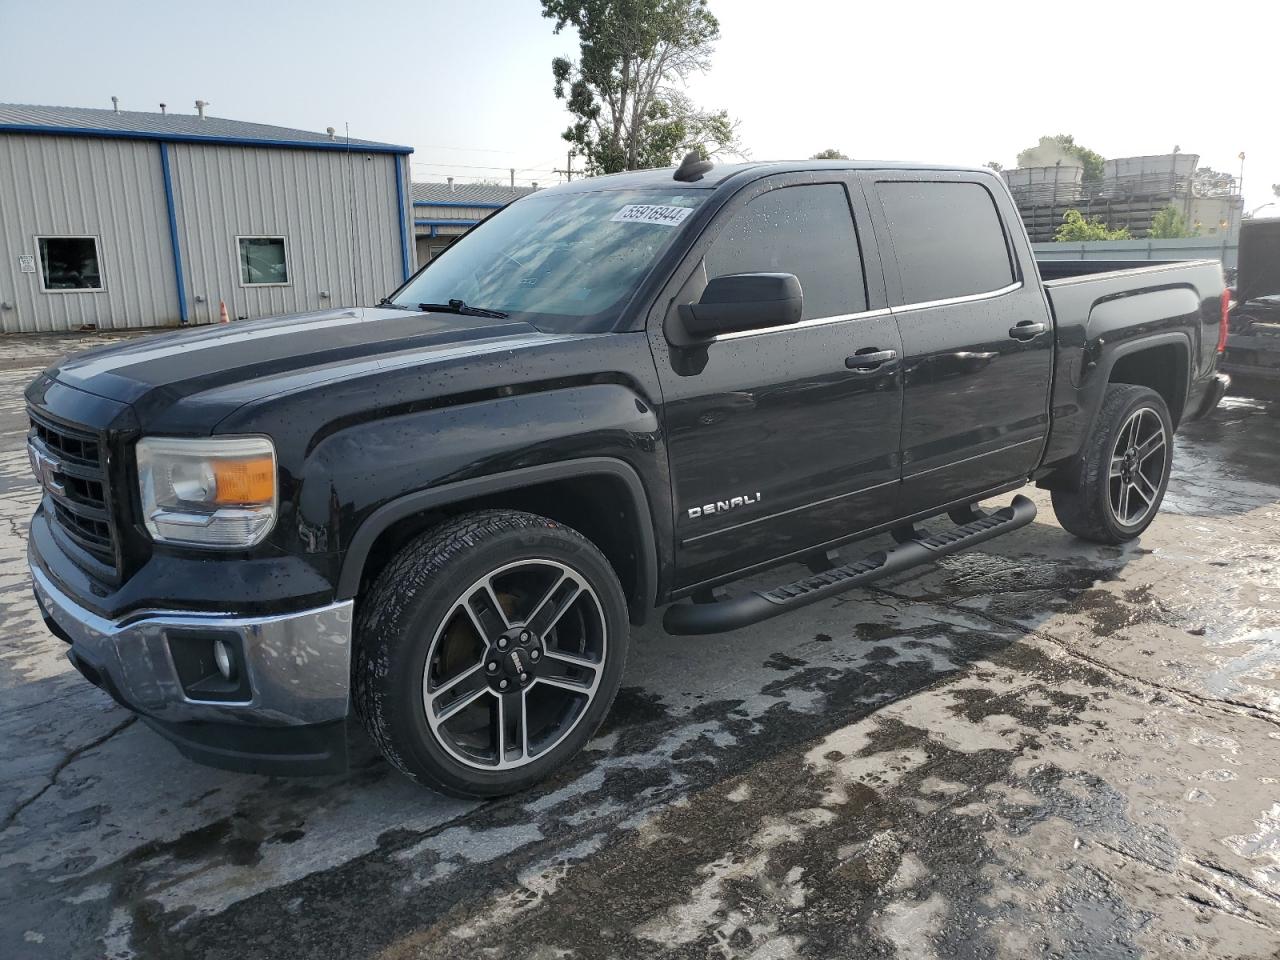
[27,442,66,497]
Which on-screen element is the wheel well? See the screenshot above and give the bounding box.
[1108,342,1188,426]
[354,475,651,624]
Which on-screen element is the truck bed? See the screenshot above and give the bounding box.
[1034,257,1226,467]
[1036,258,1195,283]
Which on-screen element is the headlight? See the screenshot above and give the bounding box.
[136,436,277,547]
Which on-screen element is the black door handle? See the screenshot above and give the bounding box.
[845,348,898,371]
[1009,321,1047,341]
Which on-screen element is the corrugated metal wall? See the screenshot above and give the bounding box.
[0,134,411,332]
[169,145,407,324]
[414,203,498,224]
[0,133,178,332]
[413,204,494,265]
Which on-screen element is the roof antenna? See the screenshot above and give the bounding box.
[674,150,713,183]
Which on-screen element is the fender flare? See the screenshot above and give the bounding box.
[1096,330,1193,423]
[335,457,660,619]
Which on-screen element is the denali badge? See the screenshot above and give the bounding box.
[687,492,761,519]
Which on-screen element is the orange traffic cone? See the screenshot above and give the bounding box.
[218,300,230,324]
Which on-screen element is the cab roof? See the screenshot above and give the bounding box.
[545,159,996,194]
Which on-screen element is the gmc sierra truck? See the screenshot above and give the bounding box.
[27,155,1229,797]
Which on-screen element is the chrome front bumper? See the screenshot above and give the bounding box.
[31,562,354,727]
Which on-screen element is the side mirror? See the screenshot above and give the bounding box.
[675,273,803,341]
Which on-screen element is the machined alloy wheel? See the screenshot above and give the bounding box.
[354,509,629,797]
[423,559,607,771]
[1050,383,1174,545]
[1107,407,1168,528]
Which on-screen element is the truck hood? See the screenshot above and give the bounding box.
[1237,219,1280,303]
[46,306,545,409]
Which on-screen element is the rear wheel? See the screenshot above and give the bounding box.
[354,510,629,797]
[1051,384,1173,544]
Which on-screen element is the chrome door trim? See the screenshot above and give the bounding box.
[891,281,1024,314]
[711,307,893,343]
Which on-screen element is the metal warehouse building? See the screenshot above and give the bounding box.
[412,181,535,264]
[0,103,413,333]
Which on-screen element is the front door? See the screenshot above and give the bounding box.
[866,174,1054,512]
[649,174,905,591]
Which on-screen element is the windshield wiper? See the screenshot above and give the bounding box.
[418,298,509,320]
[377,297,416,310]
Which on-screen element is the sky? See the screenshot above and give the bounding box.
[1,0,1276,213]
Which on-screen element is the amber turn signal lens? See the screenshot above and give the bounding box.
[212,457,275,504]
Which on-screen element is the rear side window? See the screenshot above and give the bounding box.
[876,181,1015,304]
[704,183,867,320]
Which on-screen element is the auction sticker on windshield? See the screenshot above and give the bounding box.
[610,204,695,227]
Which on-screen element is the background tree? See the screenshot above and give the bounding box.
[1054,209,1130,242]
[810,148,849,160]
[543,0,739,174]
[1018,134,1106,185]
[1147,205,1198,239]
[985,160,1003,172]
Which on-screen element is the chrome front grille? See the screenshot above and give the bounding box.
[28,408,118,572]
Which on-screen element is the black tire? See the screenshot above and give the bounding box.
[1051,384,1173,544]
[353,510,629,798]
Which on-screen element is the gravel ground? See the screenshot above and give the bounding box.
[1,345,1277,959]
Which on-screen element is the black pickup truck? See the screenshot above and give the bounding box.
[27,156,1228,797]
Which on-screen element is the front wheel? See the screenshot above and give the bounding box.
[354,510,629,797]
[1051,384,1174,544]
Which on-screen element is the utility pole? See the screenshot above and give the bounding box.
[510,168,515,189]
[553,150,576,183]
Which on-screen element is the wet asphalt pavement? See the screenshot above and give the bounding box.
[2,340,1279,959]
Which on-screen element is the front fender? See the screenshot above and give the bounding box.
[333,456,660,612]
[292,383,666,601]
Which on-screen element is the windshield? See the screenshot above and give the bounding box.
[391,189,705,332]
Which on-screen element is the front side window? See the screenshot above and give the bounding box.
[37,236,103,291]
[238,236,290,285]
[875,180,1015,304]
[704,183,867,320]
[391,189,706,333]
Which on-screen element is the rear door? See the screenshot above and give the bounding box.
[648,173,904,590]
[866,173,1053,511]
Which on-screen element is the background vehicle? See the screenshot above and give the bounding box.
[27,156,1227,797]
[1221,218,1280,398]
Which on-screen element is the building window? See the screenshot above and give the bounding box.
[237,236,290,286]
[36,236,104,292]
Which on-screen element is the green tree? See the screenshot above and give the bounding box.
[1054,209,1131,242]
[985,160,1004,172]
[1018,134,1106,184]
[810,148,849,160]
[1148,205,1198,239]
[542,0,739,174]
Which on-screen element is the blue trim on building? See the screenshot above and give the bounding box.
[414,219,481,227]
[158,143,189,325]
[0,123,414,154]
[394,157,412,280]
[412,200,506,210]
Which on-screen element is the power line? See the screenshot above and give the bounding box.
[413,143,543,155]
[411,160,559,173]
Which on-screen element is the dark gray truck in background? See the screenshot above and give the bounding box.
[27,156,1228,797]
[1221,217,1280,397]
